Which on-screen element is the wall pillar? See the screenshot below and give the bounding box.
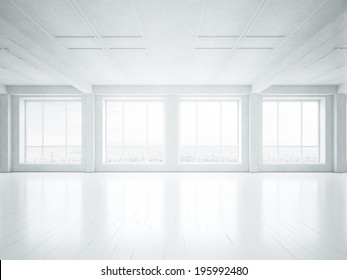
[249,94,259,172]
[0,90,11,172]
[165,95,179,170]
[333,93,346,172]
[85,93,95,172]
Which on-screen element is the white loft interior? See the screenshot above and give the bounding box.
[1,0,347,172]
[1,0,347,260]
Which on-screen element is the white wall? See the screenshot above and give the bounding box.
[5,84,341,172]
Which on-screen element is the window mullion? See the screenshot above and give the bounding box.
[24,100,27,163]
[195,102,198,163]
[276,101,279,163]
[317,101,321,163]
[146,102,149,162]
[41,101,44,162]
[65,102,68,162]
[300,102,303,162]
[219,102,222,163]
[237,100,240,163]
[122,102,125,162]
[105,101,108,163]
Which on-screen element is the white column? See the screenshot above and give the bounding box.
[165,95,179,170]
[0,91,11,172]
[85,93,95,172]
[333,93,346,172]
[249,94,259,172]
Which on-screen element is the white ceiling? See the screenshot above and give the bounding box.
[0,0,347,92]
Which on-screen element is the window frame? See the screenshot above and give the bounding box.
[258,95,333,172]
[12,95,86,172]
[178,98,242,165]
[262,99,321,164]
[102,98,166,165]
[22,99,82,164]
[95,95,249,172]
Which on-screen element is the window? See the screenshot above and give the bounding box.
[21,100,82,164]
[179,100,240,163]
[262,100,321,164]
[104,100,164,163]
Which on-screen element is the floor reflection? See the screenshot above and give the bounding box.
[0,172,346,259]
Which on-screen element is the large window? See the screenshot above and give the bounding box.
[263,100,321,164]
[179,99,240,163]
[21,100,82,164]
[104,100,164,163]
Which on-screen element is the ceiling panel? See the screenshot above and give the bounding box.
[56,37,100,49]
[196,36,284,49]
[69,49,126,84]
[74,0,141,36]
[56,36,146,49]
[4,0,93,36]
[248,0,322,36]
[198,0,262,35]
[196,37,238,49]
[109,49,154,81]
[0,0,347,86]
[103,37,145,49]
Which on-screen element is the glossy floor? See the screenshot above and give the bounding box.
[0,172,347,260]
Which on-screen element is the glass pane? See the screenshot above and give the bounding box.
[196,147,221,162]
[26,101,42,146]
[43,102,66,146]
[43,147,66,163]
[263,147,277,163]
[66,147,81,163]
[278,147,301,163]
[303,102,318,146]
[180,102,196,146]
[279,102,301,146]
[221,147,238,163]
[66,102,82,146]
[147,147,164,162]
[221,102,238,147]
[124,102,147,147]
[197,102,220,146]
[123,147,146,162]
[148,102,164,146]
[26,147,42,163]
[106,102,123,147]
[263,102,277,146]
[302,147,319,163]
[106,147,123,163]
[180,147,196,162]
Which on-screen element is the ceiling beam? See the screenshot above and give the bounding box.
[0,84,7,94]
[252,0,347,93]
[67,0,123,74]
[313,63,347,81]
[222,0,269,69]
[0,49,45,82]
[0,16,92,93]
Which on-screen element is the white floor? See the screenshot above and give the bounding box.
[0,172,346,260]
